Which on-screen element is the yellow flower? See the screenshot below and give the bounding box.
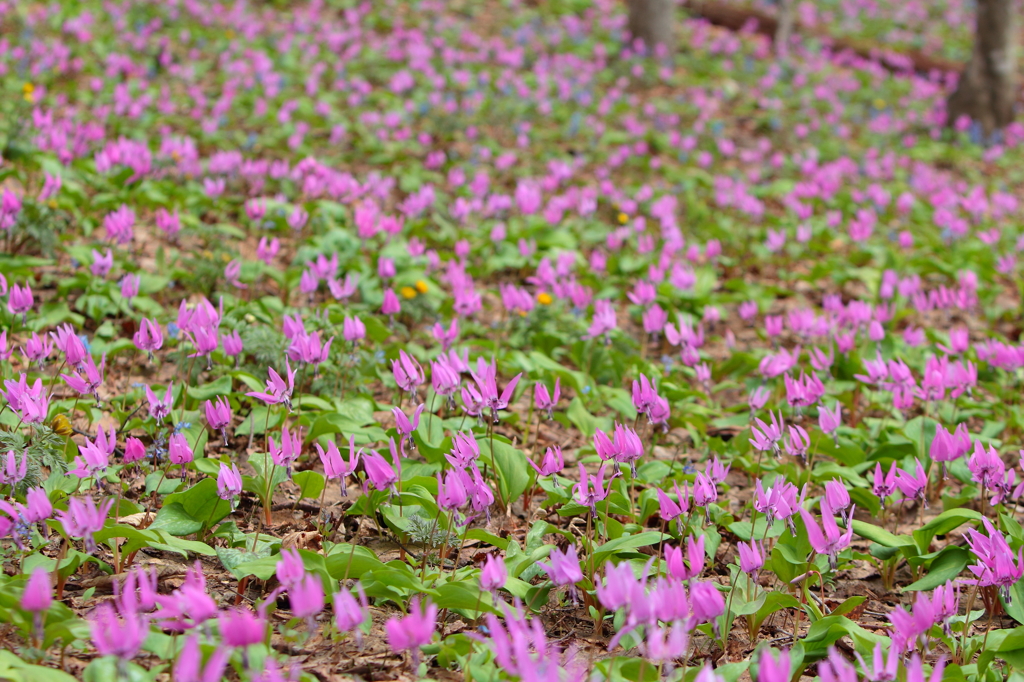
[22,83,34,103]
[617,212,628,224]
[400,286,417,299]
[537,292,552,305]
[225,29,235,39]
[47,199,57,209]
[51,414,73,437]
[244,313,256,323]
[414,280,429,294]
[873,98,886,109]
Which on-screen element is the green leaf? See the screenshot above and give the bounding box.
[851,520,915,549]
[0,650,78,682]
[160,478,233,533]
[217,547,276,580]
[592,532,665,564]
[82,657,152,682]
[434,581,497,615]
[325,544,386,580]
[1004,581,1024,625]
[904,546,969,591]
[149,503,202,536]
[565,397,610,438]
[187,375,233,401]
[912,509,981,553]
[293,471,325,501]
[481,438,530,506]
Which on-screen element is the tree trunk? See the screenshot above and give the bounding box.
[627,0,674,55]
[774,0,794,59]
[946,0,1017,136]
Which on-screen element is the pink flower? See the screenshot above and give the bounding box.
[246,362,297,408]
[386,598,437,665]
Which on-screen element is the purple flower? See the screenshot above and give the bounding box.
[168,432,194,467]
[61,353,106,400]
[56,495,113,553]
[872,462,897,504]
[145,383,174,421]
[290,574,325,621]
[818,402,842,441]
[205,397,232,445]
[21,567,53,613]
[964,518,1024,602]
[469,358,522,424]
[689,580,725,633]
[656,480,688,523]
[479,553,507,593]
[392,350,425,397]
[799,499,854,570]
[382,289,401,315]
[269,426,302,474]
[534,378,560,419]
[51,324,88,366]
[246,362,297,408]
[363,447,400,493]
[219,608,266,648]
[174,635,230,682]
[528,446,564,478]
[133,318,163,353]
[386,598,437,665]
[895,459,928,506]
[91,248,113,278]
[738,540,764,580]
[343,316,366,343]
[757,649,791,682]
[437,469,468,511]
[120,273,140,300]
[90,602,148,661]
[7,283,34,316]
[823,479,851,524]
[749,411,784,455]
[217,463,242,501]
[0,449,28,487]
[224,260,246,289]
[573,462,617,513]
[123,437,146,464]
[333,584,369,647]
[154,562,217,631]
[316,438,360,494]
[431,358,461,403]
[666,534,706,580]
[70,426,115,480]
[540,545,583,587]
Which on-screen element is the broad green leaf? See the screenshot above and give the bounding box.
[592,532,665,564]
[480,438,530,506]
[905,546,969,592]
[293,470,326,501]
[851,520,916,549]
[187,375,233,401]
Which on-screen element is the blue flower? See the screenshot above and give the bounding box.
[167,322,180,339]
